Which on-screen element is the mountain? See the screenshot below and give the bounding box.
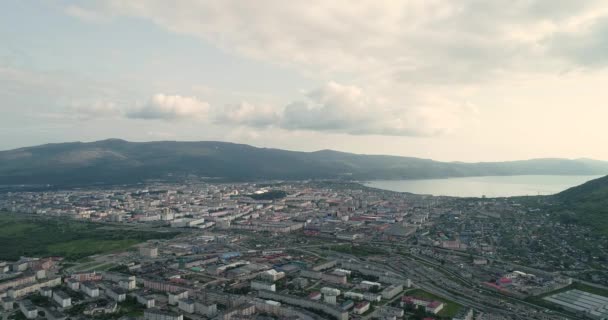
[1,139,608,186]
[553,175,608,234]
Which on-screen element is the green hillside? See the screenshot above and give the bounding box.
[553,175,608,234]
[1,139,608,186]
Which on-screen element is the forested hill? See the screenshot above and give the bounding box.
[1,139,608,186]
[552,175,608,234]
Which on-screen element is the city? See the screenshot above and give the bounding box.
[3,1,608,319]
[1,181,607,319]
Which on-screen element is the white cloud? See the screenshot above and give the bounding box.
[80,0,608,82]
[281,82,473,136]
[215,102,280,127]
[130,82,476,136]
[127,94,209,120]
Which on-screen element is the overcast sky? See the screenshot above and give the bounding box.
[2,1,608,161]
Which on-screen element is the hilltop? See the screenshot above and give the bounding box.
[552,175,608,234]
[1,139,608,186]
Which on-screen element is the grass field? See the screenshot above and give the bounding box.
[0,212,178,261]
[406,288,462,318]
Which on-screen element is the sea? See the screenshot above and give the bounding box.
[363,175,603,198]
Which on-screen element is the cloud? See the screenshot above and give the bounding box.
[59,1,608,139]
[280,82,472,136]
[125,82,475,136]
[546,17,608,67]
[76,0,608,83]
[214,102,280,127]
[127,94,209,120]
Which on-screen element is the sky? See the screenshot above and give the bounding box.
[1,0,608,162]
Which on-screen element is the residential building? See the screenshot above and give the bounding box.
[19,300,38,319]
[354,301,370,314]
[144,308,184,320]
[81,281,100,298]
[53,290,72,308]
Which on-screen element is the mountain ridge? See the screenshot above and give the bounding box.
[1,139,608,186]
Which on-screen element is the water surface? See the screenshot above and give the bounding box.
[363,175,603,197]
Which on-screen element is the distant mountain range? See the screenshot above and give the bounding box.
[553,175,608,235]
[1,139,608,186]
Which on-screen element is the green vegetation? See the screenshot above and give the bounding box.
[88,297,145,319]
[247,190,287,200]
[0,213,179,260]
[406,289,462,318]
[2,139,608,186]
[552,175,608,235]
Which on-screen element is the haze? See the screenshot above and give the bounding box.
[2,1,608,162]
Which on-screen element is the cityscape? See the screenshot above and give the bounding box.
[1,180,607,319]
[3,1,608,319]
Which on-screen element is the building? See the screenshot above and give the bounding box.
[119,277,137,290]
[102,272,137,290]
[66,278,80,291]
[105,286,127,302]
[53,290,72,308]
[195,301,218,317]
[8,277,62,298]
[12,260,28,272]
[168,290,188,305]
[321,287,341,296]
[40,286,52,297]
[45,308,68,320]
[354,301,370,314]
[259,269,285,282]
[360,280,381,290]
[140,246,159,258]
[324,294,337,305]
[300,270,347,285]
[0,274,36,291]
[345,291,364,300]
[143,278,189,293]
[453,308,474,320]
[363,292,382,302]
[69,272,102,282]
[340,300,354,311]
[178,299,195,313]
[136,293,156,308]
[83,300,118,316]
[308,291,322,300]
[223,303,256,319]
[251,280,276,292]
[2,297,14,311]
[81,281,100,298]
[381,284,403,300]
[402,296,444,315]
[259,290,348,320]
[19,300,38,319]
[144,308,184,320]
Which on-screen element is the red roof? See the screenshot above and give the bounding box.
[499,277,512,284]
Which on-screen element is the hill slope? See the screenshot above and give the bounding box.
[553,175,608,234]
[1,139,608,185]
